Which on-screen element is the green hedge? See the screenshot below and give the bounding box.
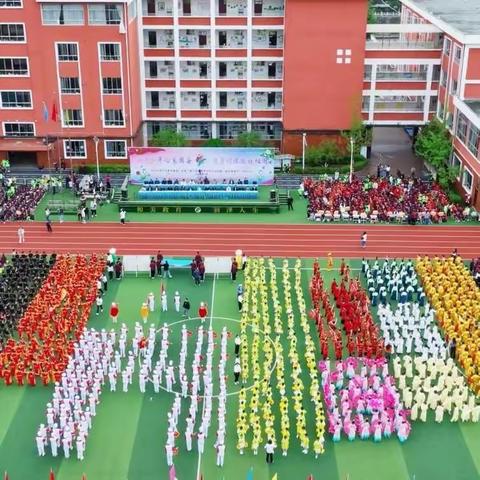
[291,157,368,175]
[75,164,130,174]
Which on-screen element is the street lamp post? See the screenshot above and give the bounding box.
[93,136,100,180]
[349,137,355,183]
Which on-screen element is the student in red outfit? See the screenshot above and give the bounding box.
[198,302,208,323]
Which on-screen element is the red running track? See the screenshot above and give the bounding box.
[0,222,479,258]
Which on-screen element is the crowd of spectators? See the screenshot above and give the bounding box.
[304,175,470,223]
[0,180,45,221]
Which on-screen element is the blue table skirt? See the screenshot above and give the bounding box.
[137,190,258,200]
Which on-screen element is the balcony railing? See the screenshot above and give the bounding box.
[374,101,424,112]
[375,71,428,81]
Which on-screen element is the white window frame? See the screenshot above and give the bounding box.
[2,121,35,137]
[63,139,86,158]
[60,76,81,94]
[99,42,121,61]
[62,108,84,128]
[102,77,122,94]
[0,0,22,8]
[88,4,123,25]
[41,4,84,26]
[104,139,127,159]
[56,42,79,61]
[462,166,473,193]
[443,37,451,56]
[451,152,462,180]
[103,109,125,127]
[0,57,29,76]
[454,45,462,64]
[0,23,26,43]
[0,89,32,109]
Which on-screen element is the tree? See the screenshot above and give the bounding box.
[367,5,377,23]
[202,138,225,147]
[341,119,372,156]
[150,128,187,147]
[305,140,343,166]
[235,131,265,147]
[414,119,457,189]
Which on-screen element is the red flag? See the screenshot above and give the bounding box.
[4,471,9,480]
[51,102,58,122]
[50,468,55,480]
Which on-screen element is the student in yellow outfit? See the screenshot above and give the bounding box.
[140,302,149,323]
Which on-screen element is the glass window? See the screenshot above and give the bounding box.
[451,153,461,176]
[102,77,122,94]
[467,124,479,158]
[62,109,83,126]
[60,77,80,94]
[100,43,120,61]
[57,43,78,61]
[456,113,469,143]
[105,140,127,158]
[64,140,86,158]
[454,45,462,63]
[3,122,34,137]
[88,4,122,25]
[0,0,22,7]
[0,24,25,41]
[104,109,124,126]
[462,168,473,192]
[0,90,31,108]
[443,37,451,56]
[42,4,84,25]
[0,57,28,75]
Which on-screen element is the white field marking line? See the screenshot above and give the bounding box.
[196,272,216,480]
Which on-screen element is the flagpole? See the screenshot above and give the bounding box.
[302,132,306,172]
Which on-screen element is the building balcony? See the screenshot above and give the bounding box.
[252,60,282,80]
[216,29,246,48]
[252,0,284,17]
[251,91,282,110]
[252,29,284,49]
[365,27,443,50]
[373,100,425,112]
[146,91,176,110]
[179,30,210,49]
[216,91,247,110]
[180,61,211,80]
[142,0,173,16]
[143,30,174,49]
[180,92,211,110]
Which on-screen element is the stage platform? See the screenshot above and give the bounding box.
[117,198,280,214]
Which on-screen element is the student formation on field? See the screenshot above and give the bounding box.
[0,244,479,466]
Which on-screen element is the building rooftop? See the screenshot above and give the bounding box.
[402,0,480,38]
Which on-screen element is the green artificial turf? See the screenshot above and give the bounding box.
[0,261,480,480]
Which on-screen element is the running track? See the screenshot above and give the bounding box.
[1,222,480,258]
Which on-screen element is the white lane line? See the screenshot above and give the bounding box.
[195,272,217,480]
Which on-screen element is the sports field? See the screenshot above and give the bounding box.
[1,259,480,480]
